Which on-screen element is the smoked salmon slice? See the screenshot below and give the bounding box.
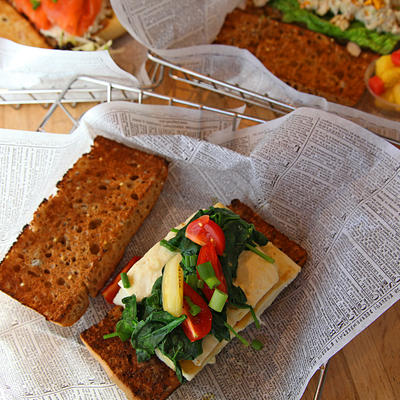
[13,0,103,36]
[13,0,52,31]
[41,0,103,36]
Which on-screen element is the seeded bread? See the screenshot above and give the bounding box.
[80,200,307,399]
[214,7,377,106]
[0,136,168,326]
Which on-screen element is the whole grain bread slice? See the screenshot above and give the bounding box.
[0,136,168,326]
[214,7,377,106]
[80,200,307,399]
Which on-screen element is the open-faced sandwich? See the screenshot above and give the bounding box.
[81,200,307,399]
[215,0,387,106]
[0,0,125,49]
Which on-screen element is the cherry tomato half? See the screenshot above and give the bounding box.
[368,75,385,96]
[181,282,212,342]
[102,256,140,304]
[185,215,225,255]
[197,242,227,302]
[391,49,400,67]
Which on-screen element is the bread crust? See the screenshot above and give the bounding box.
[80,200,307,399]
[0,136,168,326]
[0,0,50,48]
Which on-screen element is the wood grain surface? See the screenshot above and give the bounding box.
[0,69,398,400]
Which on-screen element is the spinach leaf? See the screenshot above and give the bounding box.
[157,327,203,382]
[210,307,230,342]
[131,312,187,362]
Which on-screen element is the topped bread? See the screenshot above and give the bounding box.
[80,200,307,399]
[214,6,377,106]
[0,136,168,326]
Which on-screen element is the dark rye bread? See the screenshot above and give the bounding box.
[80,200,307,400]
[0,136,168,326]
[214,7,377,106]
[81,306,180,400]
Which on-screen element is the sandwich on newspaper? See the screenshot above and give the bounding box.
[0,0,125,49]
[81,200,307,399]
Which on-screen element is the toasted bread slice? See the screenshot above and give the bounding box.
[214,7,377,106]
[0,136,168,326]
[0,0,50,48]
[81,306,180,400]
[80,200,307,398]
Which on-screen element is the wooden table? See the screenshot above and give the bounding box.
[0,71,399,400]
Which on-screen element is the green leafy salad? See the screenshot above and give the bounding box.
[104,206,274,382]
[269,0,400,54]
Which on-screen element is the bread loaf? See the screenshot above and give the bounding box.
[0,136,168,326]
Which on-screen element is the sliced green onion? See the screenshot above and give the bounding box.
[103,332,119,340]
[189,254,198,267]
[170,228,179,233]
[160,239,178,252]
[185,274,198,290]
[120,272,130,288]
[251,339,263,351]
[245,243,275,263]
[197,261,214,279]
[184,296,201,316]
[197,262,220,289]
[209,289,228,312]
[205,276,220,290]
[224,322,249,346]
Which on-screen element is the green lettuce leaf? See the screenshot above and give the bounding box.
[270,0,400,54]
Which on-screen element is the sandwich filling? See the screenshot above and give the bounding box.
[109,203,301,381]
[255,0,400,53]
[10,0,114,50]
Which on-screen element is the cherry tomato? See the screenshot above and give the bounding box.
[369,76,385,96]
[185,215,225,255]
[181,282,212,342]
[102,256,140,304]
[197,242,227,302]
[391,49,400,66]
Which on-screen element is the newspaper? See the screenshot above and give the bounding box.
[0,102,399,400]
[0,38,143,104]
[110,0,400,143]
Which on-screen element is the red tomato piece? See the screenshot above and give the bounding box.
[185,215,225,255]
[368,76,385,96]
[102,256,140,304]
[391,49,400,66]
[197,242,227,302]
[181,282,212,342]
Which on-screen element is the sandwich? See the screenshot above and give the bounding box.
[0,0,126,50]
[215,0,383,106]
[80,200,307,399]
[0,136,168,326]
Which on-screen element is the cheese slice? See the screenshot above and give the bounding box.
[113,203,301,381]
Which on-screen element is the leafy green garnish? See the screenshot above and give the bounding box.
[270,0,400,54]
[107,276,202,382]
[30,0,41,10]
